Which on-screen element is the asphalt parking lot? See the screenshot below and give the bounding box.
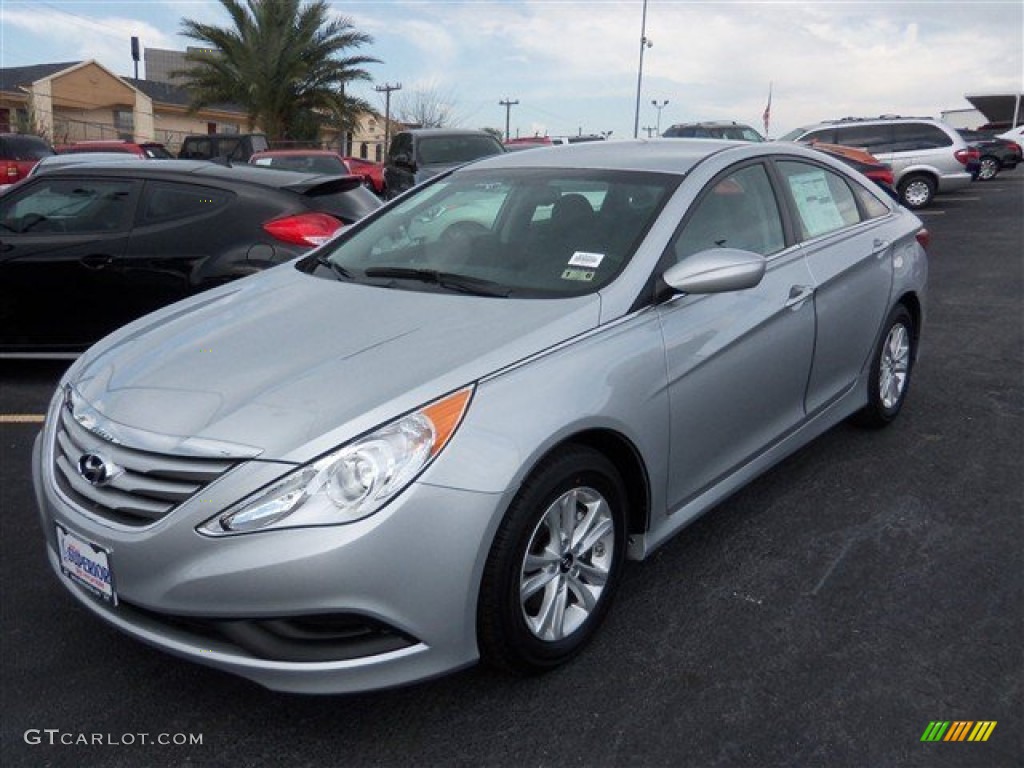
[1,173,1021,768]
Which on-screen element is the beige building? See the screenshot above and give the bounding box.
[1,59,395,157]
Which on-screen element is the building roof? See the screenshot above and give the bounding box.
[0,60,245,116]
[0,62,81,92]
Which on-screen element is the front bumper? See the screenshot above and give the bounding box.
[33,432,510,694]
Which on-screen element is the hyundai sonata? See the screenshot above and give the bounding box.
[33,140,928,693]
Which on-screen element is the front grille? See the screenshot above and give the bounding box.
[53,404,237,527]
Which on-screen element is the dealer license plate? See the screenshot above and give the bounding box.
[56,524,117,605]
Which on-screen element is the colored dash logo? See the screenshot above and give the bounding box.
[921,721,997,742]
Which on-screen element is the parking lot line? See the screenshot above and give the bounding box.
[0,414,45,424]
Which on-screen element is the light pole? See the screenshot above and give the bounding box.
[499,98,519,142]
[651,99,669,135]
[632,0,651,139]
[375,82,402,156]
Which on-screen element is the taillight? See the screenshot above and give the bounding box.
[263,212,343,246]
[954,148,980,165]
[1008,142,1022,157]
[915,228,930,249]
[868,168,894,187]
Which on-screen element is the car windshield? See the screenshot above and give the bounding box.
[311,167,678,298]
[416,136,503,165]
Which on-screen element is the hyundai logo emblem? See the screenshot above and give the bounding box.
[77,454,114,487]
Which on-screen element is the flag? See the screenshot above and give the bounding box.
[762,83,772,137]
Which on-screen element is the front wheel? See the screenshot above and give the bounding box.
[898,174,936,209]
[477,445,627,674]
[851,304,916,428]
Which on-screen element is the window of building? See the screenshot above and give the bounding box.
[113,109,134,140]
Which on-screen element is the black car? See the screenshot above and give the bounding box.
[0,160,381,356]
[957,129,1021,180]
[383,129,505,198]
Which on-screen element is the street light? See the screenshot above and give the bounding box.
[632,0,651,139]
[651,99,669,135]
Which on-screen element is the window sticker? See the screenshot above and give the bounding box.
[561,268,596,282]
[568,251,605,268]
[787,169,845,237]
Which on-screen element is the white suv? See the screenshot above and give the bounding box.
[780,116,975,208]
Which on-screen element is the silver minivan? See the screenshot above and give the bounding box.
[780,116,974,209]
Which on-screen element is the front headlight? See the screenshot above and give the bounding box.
[199,386,473,536]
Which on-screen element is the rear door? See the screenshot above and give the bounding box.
[0,175,139,352]
[773,158,895,413]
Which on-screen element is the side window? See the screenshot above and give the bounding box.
[833,124,893,152]
[802,128,837,144]
[183,138,210,159]
[0,178,136,234]
[140,182,233,224]
[853,184,891,220]
[777,161,863,239]
[216,139,242,160]
[890,123,952,150]
[673,164,785,261]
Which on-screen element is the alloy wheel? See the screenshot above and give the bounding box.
[519,486,615,642]
[879,323,911,410]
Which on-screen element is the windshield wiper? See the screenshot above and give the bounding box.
[363,267,511,297]
[315,254,353,281]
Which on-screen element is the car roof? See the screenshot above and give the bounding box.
[400,128,498,137]
[33,159,355,189]
[467,138,756,175]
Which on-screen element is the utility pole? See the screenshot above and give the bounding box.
[651,99,669,135]
[499,98,519,142]
[375,82,402,157]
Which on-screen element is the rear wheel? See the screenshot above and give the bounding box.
[977,156,1000,181]
[478,445,627,674]
[851,304,915,428]
[898,174,935,209]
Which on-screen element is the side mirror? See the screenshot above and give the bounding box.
[662,248,766,294]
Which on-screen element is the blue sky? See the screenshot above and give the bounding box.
[1,1,1021,138]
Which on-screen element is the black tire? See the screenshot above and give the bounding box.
[851,304,915,428]
[897,174,936,209]
[977,156,1000,181]
[478,445,627,675]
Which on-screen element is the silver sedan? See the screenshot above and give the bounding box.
[33,139,927,693]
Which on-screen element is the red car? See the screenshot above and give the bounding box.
[342,156,385,196]
[1,133,56,190]
[56,140,173,158]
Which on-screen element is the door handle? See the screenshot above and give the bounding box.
[785,284,814,309]
[872,238,891,257]
[80,255,113,270]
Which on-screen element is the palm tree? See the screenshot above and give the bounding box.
[177,0,378,143]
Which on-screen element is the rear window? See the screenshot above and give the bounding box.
[416,135,503,165]
[1,135,55,160]
[142,144,173,159]
[302,184,382,224]
[254,155,348,174]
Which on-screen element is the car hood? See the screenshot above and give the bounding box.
[69,266,601,463]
